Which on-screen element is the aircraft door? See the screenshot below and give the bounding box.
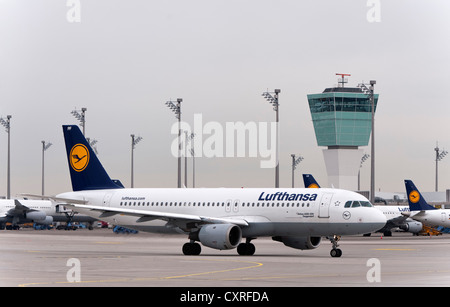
[318,193,333,218]
[442,212,447,223]
[103,193,113,207]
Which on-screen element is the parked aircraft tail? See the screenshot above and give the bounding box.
[63,125,123,191]
[404,179,436,211]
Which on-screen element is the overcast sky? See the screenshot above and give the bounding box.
[0,0,449,197]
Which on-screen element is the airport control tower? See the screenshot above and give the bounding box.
[307,74,379,190]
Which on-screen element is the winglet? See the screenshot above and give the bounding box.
[404,180,436,211]
[63,125,123,191]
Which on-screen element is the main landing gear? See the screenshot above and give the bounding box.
[328,235,342,258]
[237,238,256,256]
[182,241,202,255]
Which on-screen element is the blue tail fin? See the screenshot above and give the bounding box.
[303,174,321,188]
[404,180,436,211]
[63,125,123,191]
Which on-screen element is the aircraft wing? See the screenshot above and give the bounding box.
[401,211,426,218]
[65,203,249,228]
[19,194,88,205]
[385,214,408,227]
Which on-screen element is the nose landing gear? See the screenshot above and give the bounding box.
[328,235,342,257]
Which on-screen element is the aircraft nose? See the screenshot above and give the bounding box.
[372,208,387,228]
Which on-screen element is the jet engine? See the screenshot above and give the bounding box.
[272,236,322,250]
[399,221,423,233]
[25,211,53,225]
[25,211,46,221]
[197,224,242,250]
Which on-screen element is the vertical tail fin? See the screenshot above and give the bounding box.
[303,174,321,188]
[63,125,122,191]
[404,179,436,211]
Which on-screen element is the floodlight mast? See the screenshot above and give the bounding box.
[41,141,53,196]
[71,107,87,135]
[184,132,195,188]
[358,153,370,191]
[189,133,196,188]
[261,89,280,188]
[357,80,376,204]
[291,154,304,188]
[0,115,11,199]
[166,98,182,188]
[435,142,448,192]
[131,134,143,188]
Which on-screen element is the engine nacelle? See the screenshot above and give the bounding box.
[399,221,423,233]
[272,236,322,250]
[35,216,53,225]
[197,224,242,250]
[25,211,46,221]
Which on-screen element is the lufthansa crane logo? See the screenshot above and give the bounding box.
[409,190,420,204]
[70,144,90,172]
[307,183,320,189]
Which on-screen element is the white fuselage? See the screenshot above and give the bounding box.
[0,200,54,220]
[376,205,410,217]
[57,187,386,237]
[410,209,450,228]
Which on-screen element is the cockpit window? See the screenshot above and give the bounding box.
[351,201,361,208]
[345,200,373,208]
[360,201,373,207]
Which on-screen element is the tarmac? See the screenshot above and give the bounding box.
[1,228,450,288]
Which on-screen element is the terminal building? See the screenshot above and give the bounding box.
[307,75,379,191]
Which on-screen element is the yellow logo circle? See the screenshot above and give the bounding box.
[409,190,420,204]
[308,183,320,189]
[70,144,90,172]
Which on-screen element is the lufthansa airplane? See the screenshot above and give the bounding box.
[0,199,54,229]
[0,198,97,230]
[302,174,422,236]
[404,180,450,228]
[46,125,385,257]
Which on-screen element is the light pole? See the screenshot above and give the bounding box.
[41,141,52,196]
[434,143,447,192]
[184,132,195,188]
[262,89,280,188]
[71,107,87,135]
[358,153,370,191]
[130,134,143,188]
[188,133,197,188]
[0,115,11,199]
[166,98,182,188]
[358,81,376,203]
[291,154,304,188]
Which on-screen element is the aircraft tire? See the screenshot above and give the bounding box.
[237,243,255,256]
[182,242,201,255]
[330,248,342,257]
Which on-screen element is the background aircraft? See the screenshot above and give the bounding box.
[302,174,422,236]
[404,180,450,228]
[0,198,97,230]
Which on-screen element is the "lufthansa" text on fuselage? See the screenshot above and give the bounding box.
[258,192,318,202]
